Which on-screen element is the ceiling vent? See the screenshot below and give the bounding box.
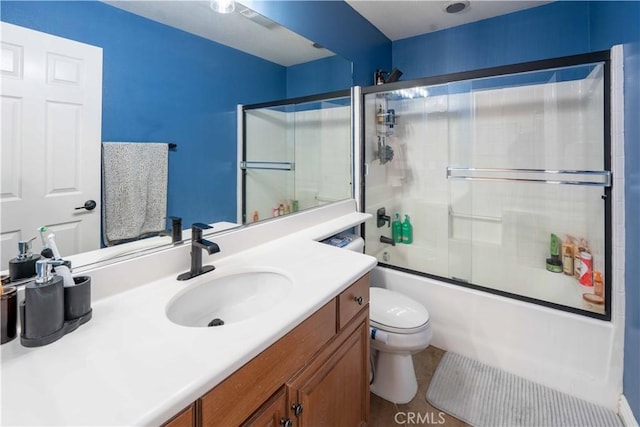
[239,7,278,29]
[445,1,470,14]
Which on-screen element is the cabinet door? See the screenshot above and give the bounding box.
[163,404,195,427]
[287,318,369,427]
[200,300,336,427]
[243,387,292,427]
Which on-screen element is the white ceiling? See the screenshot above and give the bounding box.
[103,0,335,66]
[346,1,551,41]
[103,0,552,65]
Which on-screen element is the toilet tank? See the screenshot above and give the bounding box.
[321,232,364,253]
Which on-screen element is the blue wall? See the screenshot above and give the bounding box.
[1,1,287,234]
[393,1,640,418]
[623,38,640,420]
[591,1,640,418]
[393,1,591,80]
[244,0,391,86]
[287,55,352,98]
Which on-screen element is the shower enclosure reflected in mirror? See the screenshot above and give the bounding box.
[0,1,353,270]
[240,91,353,224]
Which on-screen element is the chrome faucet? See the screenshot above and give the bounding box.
[177,223,220,281]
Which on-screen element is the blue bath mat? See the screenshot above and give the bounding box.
[426,352,622,427]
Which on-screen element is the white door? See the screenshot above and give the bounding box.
[1,22,102,267]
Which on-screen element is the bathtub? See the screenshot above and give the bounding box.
[369,265,623,411]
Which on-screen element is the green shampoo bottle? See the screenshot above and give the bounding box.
[402,214,413,244]
[392,213,402,243]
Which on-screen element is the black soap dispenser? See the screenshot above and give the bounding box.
[8,238,41,281]
[20,259,66,347]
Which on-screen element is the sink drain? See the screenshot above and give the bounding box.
[207,318,225,327]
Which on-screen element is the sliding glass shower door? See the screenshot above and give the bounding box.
[242,91,353,224]
[362,53,611,319]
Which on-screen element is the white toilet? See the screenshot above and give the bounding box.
[321,233,433,403]
[369,286,433,404]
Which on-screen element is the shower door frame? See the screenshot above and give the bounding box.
[359,50,613,321]
[240,89,352,225]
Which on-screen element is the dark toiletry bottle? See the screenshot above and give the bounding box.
[8,238,41,281]
[1,286,17,344]
[20,260,65,347]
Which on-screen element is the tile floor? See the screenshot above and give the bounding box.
[369,346,470,427]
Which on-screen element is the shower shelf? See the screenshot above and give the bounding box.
[449,210,502,222]
[446,167,611,187]
[240,161,294,171]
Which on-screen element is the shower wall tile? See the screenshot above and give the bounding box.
[294,106,351,206]
[398,97,450,205]
[246,105,351,218]
[611,45,626,305]
[365,68,610,316]
[245,109,290,219]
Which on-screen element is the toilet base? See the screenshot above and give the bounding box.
[370,350,418,404]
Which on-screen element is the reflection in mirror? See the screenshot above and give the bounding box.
[241,91,353,224]
[0,0,353,271]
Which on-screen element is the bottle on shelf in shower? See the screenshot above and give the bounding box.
[392,213,402,244]
[545,233,563,273]
[376,104,384,125]
[561,236,574,275]
[401,215,413,244]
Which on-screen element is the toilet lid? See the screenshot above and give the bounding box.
[369,287,429,332]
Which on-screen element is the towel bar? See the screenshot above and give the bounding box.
[240,161,294,171]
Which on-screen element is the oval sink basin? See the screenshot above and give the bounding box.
[166,269,293,327]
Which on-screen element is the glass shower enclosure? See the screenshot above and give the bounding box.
[362,52,612,319]
[241,91,353,224]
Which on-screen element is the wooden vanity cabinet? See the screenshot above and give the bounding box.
[163,403,196,427]
[286,310,369,427]
[241,387,288,427]
[172,273,370,427]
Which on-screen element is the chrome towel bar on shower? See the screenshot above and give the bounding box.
[446,167,612,187]
[240,161,294,171]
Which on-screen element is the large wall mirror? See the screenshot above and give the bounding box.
[0,0,353,271]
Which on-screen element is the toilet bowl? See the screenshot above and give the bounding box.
[320,233,432,403]
[369,286,432,404]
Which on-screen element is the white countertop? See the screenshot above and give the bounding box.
[1,207,376,426]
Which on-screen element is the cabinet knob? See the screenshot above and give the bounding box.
[291,403,303,417]
[355,296,364,305]
[280,418,293,427]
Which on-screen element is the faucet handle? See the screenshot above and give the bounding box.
[165,216,182,243]
[192,223,212,230]
[167,215,181,224]
[191,223,212,241]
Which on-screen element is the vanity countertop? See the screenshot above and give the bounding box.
[1,210,376,426]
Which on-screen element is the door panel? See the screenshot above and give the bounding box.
[0,22,102,266]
